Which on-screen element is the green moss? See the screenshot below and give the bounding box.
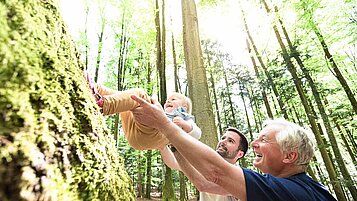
[0,0,135,200]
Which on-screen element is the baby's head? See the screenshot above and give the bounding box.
[164,92,192,114]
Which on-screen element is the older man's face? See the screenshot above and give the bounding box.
[216,131,241,162]
[250,124,286,176]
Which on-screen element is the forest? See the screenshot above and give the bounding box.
[0,0,356,200]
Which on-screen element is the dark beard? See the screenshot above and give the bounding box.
[216,147,237,160]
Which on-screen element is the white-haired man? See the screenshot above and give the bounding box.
[131,95,337,201]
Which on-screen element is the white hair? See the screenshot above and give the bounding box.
[263,118,315,168]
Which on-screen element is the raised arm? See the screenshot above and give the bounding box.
[159,145,180,170]
[131,95,247,201]
[173,151,231,195]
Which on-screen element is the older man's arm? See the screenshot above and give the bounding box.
[160,145,230,195]
[131,95,247,201]
[173,150,232,195]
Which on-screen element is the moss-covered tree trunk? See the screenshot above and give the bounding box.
[0,1,134,200]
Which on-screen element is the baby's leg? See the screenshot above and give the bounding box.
[102,88,150,115]
[96,84,119,96]
[120,111,170,150]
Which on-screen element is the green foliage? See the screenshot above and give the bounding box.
[0,0,134,200]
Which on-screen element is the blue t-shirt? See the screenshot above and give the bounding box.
[243,168,337,201]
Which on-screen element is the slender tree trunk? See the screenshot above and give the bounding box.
[239,2,288,119]
[209,68,223,137]
[84,6,89,70]
[239,82,253,141]
[202,42,223,136]
[172,32,181,93]
[162,165,177,201]
[333,118,357,166]
[247,86,262,134]
[157,1,175,200]
[223,68,237,127]
[137,154,143,198]
[238,82,250,168]
[179,172,187,201]
[155,0,163,102]
[114,11,130,142]
[342,123,357,155]
[312,21,357,115]
[160,0,167,99]
[94,20,105,82]
[182,0,217,148]
[145,150,152,199]
[246,38,273,119]
[307,165,318,181]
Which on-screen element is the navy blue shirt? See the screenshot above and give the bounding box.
[243,168,337,201]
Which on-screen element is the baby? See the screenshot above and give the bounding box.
[86,72,201,150]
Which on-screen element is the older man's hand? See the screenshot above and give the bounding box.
[131,95,171,130]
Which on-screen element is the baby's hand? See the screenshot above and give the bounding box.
[173,116,192,133]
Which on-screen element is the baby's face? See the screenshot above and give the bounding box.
[164,95,186,113]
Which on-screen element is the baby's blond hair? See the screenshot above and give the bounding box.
[169,92,192,114]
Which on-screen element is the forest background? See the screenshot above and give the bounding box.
[59,0,357,200]
[0,0,356,200]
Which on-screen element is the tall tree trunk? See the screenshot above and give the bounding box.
[160,0,167,99]
[223,67,237,127]
[209,70,223,137]
[181,0,217,148]
[172,32,181,93]
[238,82,250,168]
[311,19,357,115]
[341,122,357,155]
[179,172,187,201]
[203,43,223,136]
[94,2,107,82]
[84,5,89,70]
[306,165,318,182]
[247,86,262,134]
[333,118,357,166]
[157,1,175,200]
[172,29,187,201]
[145,150,152,199]
[137,154,143,198]
[246,38,273,119]
[0,1,134,200]
[239,2,288,119]
[155,0,163,100]
[162,164,177,201]
[114,10,130,143]
[239,82,253,142]
[253,99,263,132]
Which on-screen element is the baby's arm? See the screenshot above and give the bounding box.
[159,145,180,170]
[172,117,201,140]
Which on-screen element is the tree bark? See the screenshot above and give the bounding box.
[181,0,217,149]
[0,1,134,200]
